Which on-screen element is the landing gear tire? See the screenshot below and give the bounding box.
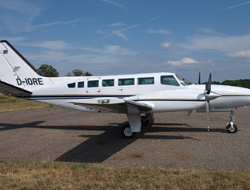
[141,114,154,127]
[121,124,135,139]
[141,116,149,127]
[226,123,238,133]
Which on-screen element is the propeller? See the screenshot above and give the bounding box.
[205,73,212,131]
[198,72,201,84]
[205,73,212,95]
[200,73,220,131]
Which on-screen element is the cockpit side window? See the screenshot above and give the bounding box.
[161,75,179,86]
[176,74,193,86]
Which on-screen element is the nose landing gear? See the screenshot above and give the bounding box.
[225,110,238,133]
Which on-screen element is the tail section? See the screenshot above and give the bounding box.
[0,40,49,96]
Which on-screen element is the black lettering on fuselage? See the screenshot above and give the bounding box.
[16,78,22,85]
[16,78,44,86]
[38,78,44,85]
[26,78,33,85]
[32,78,38,85]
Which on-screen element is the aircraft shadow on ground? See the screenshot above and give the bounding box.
[0,121,224,163]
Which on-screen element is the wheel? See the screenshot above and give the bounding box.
[141,116,149,127]
[121,124,135,139]
[226,123,238,133]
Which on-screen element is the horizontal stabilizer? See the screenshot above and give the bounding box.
[0,80,32,97]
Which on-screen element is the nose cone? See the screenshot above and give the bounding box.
[241,88,250,106]
[241,87,250,106]
[232,86,250,96]
[212,85,250,95]
[213,85,250,106]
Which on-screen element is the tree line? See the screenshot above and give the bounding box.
[37,64,92,77]
[212,79,250,89]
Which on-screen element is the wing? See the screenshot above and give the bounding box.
[71,98,153,113]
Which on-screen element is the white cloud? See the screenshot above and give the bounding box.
[19,41,71,50]
[223,1,250,11]
[197,28,218,34]
[20,40,137,55]
[0,0,42,15]
[230,49,250,58]
[0,0,43,33]
[112,30,128,41]
[82,45,138,56]
[0,0,79,33]
[163,57,199,67]
[101,0,126,8]
[181,34,250,53]
[93,18,157,42]
[28,51,119,65]
[105,45,137,55]
[148,29,170,35]
[97,30,106,35]
[109,22,126,27]
[29,41,70,50]
[161,42,172,48]
[0,37,26,42]
[29,19,80,32]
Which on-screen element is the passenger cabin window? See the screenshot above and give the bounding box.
[102,79,114,87]
[67,82,76,88]
[78,81,84,88]
[118,78,134,86]
[138,77,154,85]
[161,75,179,86]
[88,80,99,88]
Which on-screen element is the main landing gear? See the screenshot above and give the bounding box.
[121,124,135,139]
[121,114,154,139]
[225,110,238,133]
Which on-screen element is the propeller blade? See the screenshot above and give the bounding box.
[206,101,210,132]
[205,73,212,95]
[198,72,201,84]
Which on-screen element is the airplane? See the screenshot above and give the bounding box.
[0,40,250,138]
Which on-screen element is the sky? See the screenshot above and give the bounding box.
[1,0,250,82]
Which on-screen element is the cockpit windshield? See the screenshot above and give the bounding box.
[176,74,193,86]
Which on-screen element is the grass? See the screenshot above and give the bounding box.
[0,160,250,190]
[0,93,50,113]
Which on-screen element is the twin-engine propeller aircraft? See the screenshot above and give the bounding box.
[1,40,250,138]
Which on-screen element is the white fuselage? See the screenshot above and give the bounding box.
[22,72,250,113]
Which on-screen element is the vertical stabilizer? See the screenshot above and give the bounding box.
[0,40,50,93]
